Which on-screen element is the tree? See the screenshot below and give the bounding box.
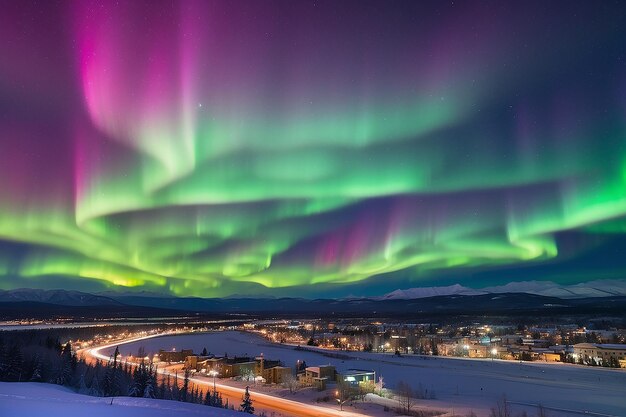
[103,355,122,397]
[241,369,255,382]
[295,360,307,373]
[30,355,43,382]
[171,372,180,400]
[0,339,7,379]
[5,344,23,382]
[77,373,89,394]
[282,373,299,394]
[375,376,385,396]
[396,380,415,415]
[136,346,145,359]
[490,395,512,417]
[431,340,439,356]
[204,388,214,406]
[88,374,102,397]
[179,369,190,402]
[335,379,354,410]
[213,391,224,408]
[201,347,208,356]
[143,367,155,399]
[240,386,255,414]
[51,354,71,385]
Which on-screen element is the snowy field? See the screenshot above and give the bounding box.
[105,331,626,417]
[0,382,242,417]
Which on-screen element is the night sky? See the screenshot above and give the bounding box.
[1,1,626,297]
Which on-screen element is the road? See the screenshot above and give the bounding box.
[79,333,371,417]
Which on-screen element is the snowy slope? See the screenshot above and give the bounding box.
[482,279,626,298]
[377,284,484,300]
[0,382,243,417]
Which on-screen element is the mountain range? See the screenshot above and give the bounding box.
[0,280,625,319]
[377,280,626,300]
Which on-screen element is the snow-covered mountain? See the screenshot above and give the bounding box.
[378,284,485,300]
[382,279,626,300]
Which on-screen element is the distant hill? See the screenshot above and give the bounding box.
[380,279,626,300]
[0,288,121,306]
[1,286,625,319]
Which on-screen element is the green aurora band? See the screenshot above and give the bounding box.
[0,1,625,296]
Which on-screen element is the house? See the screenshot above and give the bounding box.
[338,369,375,386]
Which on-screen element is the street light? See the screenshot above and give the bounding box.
[335,388,348,411]
[491,348,498,361]
[208,369,218,394]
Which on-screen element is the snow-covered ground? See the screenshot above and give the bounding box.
[0,382,242,417]
[105,331,626,417]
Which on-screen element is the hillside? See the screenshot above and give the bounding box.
[0,382,243,417]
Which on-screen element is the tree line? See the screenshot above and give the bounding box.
[0,333,256,413]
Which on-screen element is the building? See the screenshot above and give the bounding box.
[222,357,257,378]
[184,355,217,371]
[159,349,193,363]
[299,365,336,390]
[573,343,626,367]
[338,369,375,386]
[185,354,293,382]
[263,366,293,384]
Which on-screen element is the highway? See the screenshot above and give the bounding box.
[80,333,371,417]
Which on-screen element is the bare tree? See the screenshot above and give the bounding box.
[490,395,512,417]
[282,373,299,394]
[396,380,415,414]
[335,379,354,410]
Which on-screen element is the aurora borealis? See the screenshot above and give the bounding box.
[1,1,626,297]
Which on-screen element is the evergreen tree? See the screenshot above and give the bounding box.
[30,355,43,382]
[179,369,190,402]
[201,347,208,356]
[157,376,167,399]
[214,391,224,408]
[88,374,102,397]
[171,372,180,400]
[165,374,173,400]
[6,344,24,382]
[61,342,72,361]
[112,346,120,368]
[78,373,89,394]
[103,356,121,396]
[204,388,213,406]
[240,386,255,414]
[0,338,6,377]
[143,371,155,399]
